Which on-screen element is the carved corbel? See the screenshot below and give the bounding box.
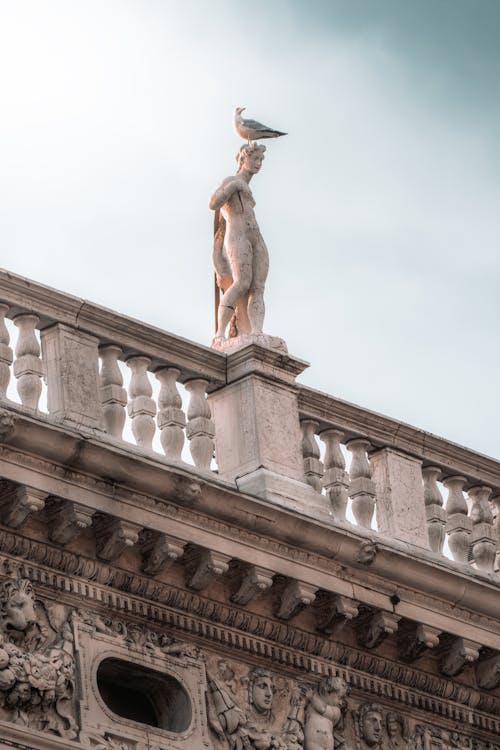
[187,549,231,591]
[399,623,441,662]
[276,579,318,620]
[440,637,481,676]
[231,564,274,605]
[316,593,360,634]
[357,610,400,649]
[94,515,141,561]
[0,484,46,528]
[46,498,95,545]
[476,652,500,690]
[140,530,187,576]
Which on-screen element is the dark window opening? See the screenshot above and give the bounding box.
[97,658,192,732]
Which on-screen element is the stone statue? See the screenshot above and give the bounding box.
[355,703,384,749]
[210,143,269,346]
[303,676,348,750]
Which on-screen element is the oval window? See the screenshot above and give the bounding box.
[97,658,192,732]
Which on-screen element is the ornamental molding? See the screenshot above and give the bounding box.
[0,539,499,735]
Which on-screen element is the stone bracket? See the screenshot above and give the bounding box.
[94,515,141,562]
[231,564,274,605]
[0,484,46,528]
[187,549,231,591]
[358,610,401,649]
[140,530,187,576]
[46,498,95,545]
[440,637,481,676]
[316,594,360,634]
[476,652,500,690]
[276,579,318,620]
[399,623,441,662]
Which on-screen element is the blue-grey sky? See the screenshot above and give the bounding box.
[0,0,499,458]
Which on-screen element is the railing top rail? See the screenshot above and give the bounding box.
[298,384,500,490]
[0,268,226,384]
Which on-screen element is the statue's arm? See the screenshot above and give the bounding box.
[209,177,246,211]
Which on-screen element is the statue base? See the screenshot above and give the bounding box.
[211,333,288,354]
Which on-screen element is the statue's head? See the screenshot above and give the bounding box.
[317,675,348,706]
[359,703,384,746]
[247,667,273,714]
[236,143,266,174]
[0,578,37,632]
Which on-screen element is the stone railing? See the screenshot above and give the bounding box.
[0,270,225,472]
[298,386,500,574]
[0,269,498,577]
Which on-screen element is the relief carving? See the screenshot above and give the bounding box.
[0,577,77,739]
[353,703,384,749]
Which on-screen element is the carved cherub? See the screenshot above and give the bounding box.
[303,676,348,750]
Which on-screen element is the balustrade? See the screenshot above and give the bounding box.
[297,389,500,577]
[0,268,499,582]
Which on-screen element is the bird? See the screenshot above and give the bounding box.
[234,107,287,143]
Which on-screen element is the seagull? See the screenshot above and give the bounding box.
[234,107,287,143]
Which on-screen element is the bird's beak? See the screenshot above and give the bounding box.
[241,107,246,112]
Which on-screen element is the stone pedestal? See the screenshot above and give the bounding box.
[209,343,327,515]
[41,323,104,430]
[371,447,429,548]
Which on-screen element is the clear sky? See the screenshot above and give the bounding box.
[0,0,498,459]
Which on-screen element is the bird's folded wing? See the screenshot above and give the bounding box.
[242,119,271,131]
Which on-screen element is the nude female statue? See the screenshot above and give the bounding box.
[209,143,269,342]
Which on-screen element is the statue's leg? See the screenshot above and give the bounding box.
[216,242,252,339]
[247,239,269,334]
[235,294,251,335]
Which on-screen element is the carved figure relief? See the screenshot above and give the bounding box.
[0,576,77,739]
[303,676,347,750]
[354,703,384,749]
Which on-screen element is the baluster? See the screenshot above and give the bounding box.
[185,378,215,470]
[422,466,446,554]
[300,419,323,492]
[444,475,472,563]
[156,367,185,460]
[468,485,495,572]
[0,304,13,398]
[126,356,156,449]
[99,345,127,438]
[13,314,43,409]
[346,438,376,528]
[320,429,349,521]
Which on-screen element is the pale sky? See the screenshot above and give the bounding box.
[0,0,499,459]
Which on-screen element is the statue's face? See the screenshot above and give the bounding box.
[3,590,37,631]
[251,675,273,713]
[244,150,264,174]
[362,711,383,746]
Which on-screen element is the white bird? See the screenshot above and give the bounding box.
[234,107,287,143]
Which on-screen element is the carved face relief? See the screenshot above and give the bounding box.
[360,708,383,747]
[252,674,273,713]
[0,580,37,632]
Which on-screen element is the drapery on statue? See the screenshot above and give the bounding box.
[209,108,287,350]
